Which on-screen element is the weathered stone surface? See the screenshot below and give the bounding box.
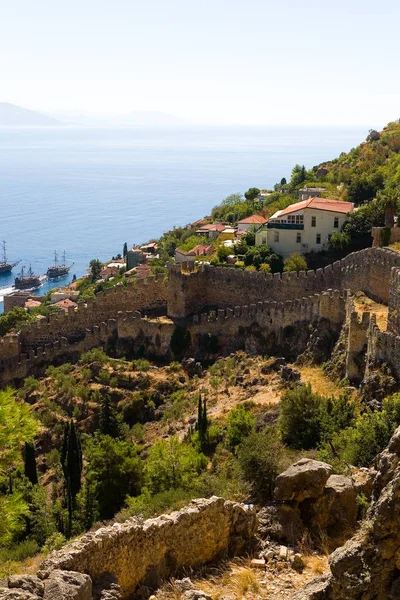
[275,459,333,503]
[39,498,256,599]
[311,475,358,548]
[184,591,212,600]
[291,574,332,599]
[0,590,41,600]
[43,571,92,600]
[258,504,306,544]
[294,426,400,600]
[351,467,375,500]
[174,579,194,593]
[8,577,43,598]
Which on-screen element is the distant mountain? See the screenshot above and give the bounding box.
[49,110,189,128]
[0,102,62,127]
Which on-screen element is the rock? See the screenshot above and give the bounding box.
[258,504,305,544]
[290,553,305,572]
[43,571,92,600]
[8,577,44,598]
[135,586,151,600]
[250,558,265,568]
[311,475,358,549]
[351,467,375,500]
[275,459,333,503]
[174,579,194,593]
[263,550,275,561]
[280,365,301,383]
[0,590,41,600]
[184,591,212,600]
[291,574,332,599]
[279,545,288,560]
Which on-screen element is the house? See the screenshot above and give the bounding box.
[24,299,42,310]
[255,197,354,257]
[140,242,158,254]
[195,223,226,239]
[100,265,120,280]
[298,187,326,201]
[175,244,215,263]
[50,289,80,304]
[237,214,267,231]
[53,298,77,313]
[135,264,152,279]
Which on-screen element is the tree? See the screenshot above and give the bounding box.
[226,405,256,451]
[283,252,308,273]
[244,188,260,202]
[197,395,208,451]
[0,307,34,337]
[145,437,207,494]
[238,428,284,501]
[99,394,123,438]
[89,259,102,283]
[24,442,38,485]
[280,178,287,186]
[123,242,128,257]
[60,420,82,536]
[85,434,143,520]
[0,390,38,545]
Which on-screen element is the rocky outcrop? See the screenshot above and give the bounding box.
[263,460,358,551]
[293,426,400,600]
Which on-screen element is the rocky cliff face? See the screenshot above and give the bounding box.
[293,426,400,600]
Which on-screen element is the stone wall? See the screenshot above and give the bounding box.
[36,498,256,600]
[167,248,400,318]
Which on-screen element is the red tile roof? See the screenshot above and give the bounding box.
[54,298,77,310]
[278,198,354,217]
[237,214,268,225]
[24,300,42,309]
[196,223,226,232]
[176,244,215,257]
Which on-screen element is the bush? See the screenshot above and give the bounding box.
[226,405,256,451]
[283,252,307,273]
[81,348,108,364]
[170,327,191,355]
[237,428,284,501]
[132,359,151,372]
[279,384,356,450]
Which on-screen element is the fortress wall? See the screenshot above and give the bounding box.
[38,498,257,600]
[19,276,168,350]
[167,248,400,318]
[388,267,400,336]
[345,296,371,383]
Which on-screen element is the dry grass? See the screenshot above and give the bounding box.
[353,291,388,331]
[292,364,343,397]
[302,555,328,576]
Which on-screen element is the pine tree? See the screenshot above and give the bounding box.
[60,421,82,537]
[24,442,38,485]
[99,395,122,438]
[123,242,128,258]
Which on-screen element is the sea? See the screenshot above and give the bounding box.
[0,125,366,313]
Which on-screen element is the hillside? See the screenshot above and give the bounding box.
[0,102,62,127]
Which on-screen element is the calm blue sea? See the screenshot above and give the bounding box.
[0,125,366,312]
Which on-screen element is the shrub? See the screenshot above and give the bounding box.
[132,359,151,372]
[170,327,191,355]
[237,428,284,501]
[81,348,108,364]
[41,532,66,554]
[226,405,256,451]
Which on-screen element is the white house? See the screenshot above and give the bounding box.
[237,214,268,231]
[255,197,354,257]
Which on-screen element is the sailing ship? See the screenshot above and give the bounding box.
[0,241,20,274]
[47,251,73,279]
[14,265,41,290]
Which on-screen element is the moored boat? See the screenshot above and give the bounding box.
[47,251,73,279]
[0,241,20,274]
[14,265,41,290]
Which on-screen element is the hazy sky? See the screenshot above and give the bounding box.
[1,0,400,126]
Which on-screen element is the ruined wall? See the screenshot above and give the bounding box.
[345,296,371,383]
[37,498,256,600]
[168,248,400,318]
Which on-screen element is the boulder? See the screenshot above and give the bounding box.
[43,571,92,600]
[311,475,358,548]
[291,574,332,599]
[258,504,305,544]
[8,577,43,598]
[275,459,332,503]
[0,591,41,600]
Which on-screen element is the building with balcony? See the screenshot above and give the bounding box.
[255,197,354,257]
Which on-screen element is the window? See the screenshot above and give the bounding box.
[316,233,321,244]
[311,216,316,227]
[274,231,280,243]
[296,233,301,243]
[288,214,304,224]
[334,217,339,228]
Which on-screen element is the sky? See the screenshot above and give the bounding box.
[1,0,400,126]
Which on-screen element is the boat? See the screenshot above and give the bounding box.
[14,265,41,290]
[47,251,73,279]
[0,241,20,274]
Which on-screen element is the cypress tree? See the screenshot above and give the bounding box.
[123,242,128,258]
[197,395,208,451]
[99,394,122,438]
[24,442,38,485]
[61,420,82,537]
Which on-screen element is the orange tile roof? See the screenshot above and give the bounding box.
[176,244,215,257]
[25,300,42,309]
[237,214,268,224]
[196,223,226,232]
[54,298,77,310]
[278,198,354,217]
